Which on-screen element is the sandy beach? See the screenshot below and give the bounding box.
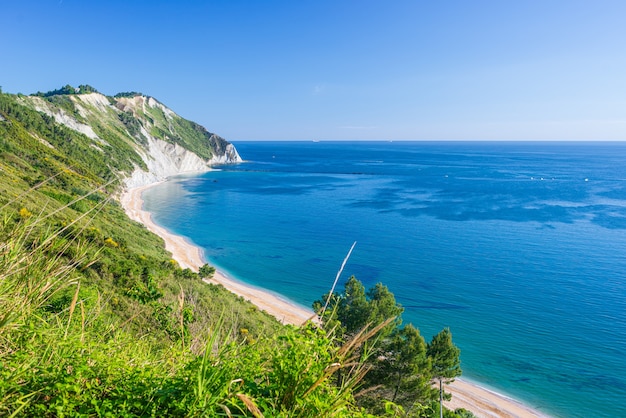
[119,181,551,418]
[120,182,316,326]
[444,379,551,418]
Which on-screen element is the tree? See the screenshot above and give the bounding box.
[78,84,99,94]
[365,324,437,413]
[367,282,404,331]
[338,276,370,334]
[314,277,426,412]
[427,328,462,418]
[114,91,143,99]
[387,325,433,404]
[313,276,402,339]
[198,263,216,279]
[314,278,463,416]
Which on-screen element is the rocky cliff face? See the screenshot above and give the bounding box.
[123,137,241,188]
[19,90,242,190]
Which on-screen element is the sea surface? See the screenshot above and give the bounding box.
[143,141,626,417]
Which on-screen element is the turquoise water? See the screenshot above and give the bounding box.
[143,141,626,417]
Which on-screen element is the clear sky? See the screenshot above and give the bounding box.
[2,0,625,140]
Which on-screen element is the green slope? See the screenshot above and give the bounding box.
[0,87,372,417]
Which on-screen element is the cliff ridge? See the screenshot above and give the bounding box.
[17,87,241,190]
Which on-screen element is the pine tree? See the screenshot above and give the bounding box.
[427,328,462,418]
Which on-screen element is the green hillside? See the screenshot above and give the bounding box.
[0,87,468,417]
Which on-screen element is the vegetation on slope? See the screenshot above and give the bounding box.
[29,84,230,162]
[117,94,231,160]
[0,210,376,417]
[0,87,470,416]
[0,88,284,414]
[314,277,470,417]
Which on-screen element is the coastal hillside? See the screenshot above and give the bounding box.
[13,85,241,189]
[0,86,467,417]
[0,84,264,339]
[0,85,283,415]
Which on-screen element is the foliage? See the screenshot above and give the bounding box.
[199,263,216,279]
[314,277,464,417]
[427,328,462,383]
[118,110,143,140]
[0,92,128,184]
[78,84,99,94]
[33,84,78,97]
[0,88,289,415]
[0,86,380,417]
[0,210,383,416]
[114,91,143,98]
[314,275,403,339]
[366,325,436,410]
[32,84,99,97]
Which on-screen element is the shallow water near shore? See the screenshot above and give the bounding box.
[143,141,626,417]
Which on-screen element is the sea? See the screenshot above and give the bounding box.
[142,141,626,418]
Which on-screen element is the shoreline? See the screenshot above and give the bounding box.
[119,181,316,326]
[119,180,552,418]
[444,379,552,418]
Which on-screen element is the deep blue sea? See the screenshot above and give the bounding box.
[143,141,626,418]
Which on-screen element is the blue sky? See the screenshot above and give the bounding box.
[2,0,625,140]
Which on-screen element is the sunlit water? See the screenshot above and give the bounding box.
[143,141,626,417]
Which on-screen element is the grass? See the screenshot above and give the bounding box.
[0,167,379,416]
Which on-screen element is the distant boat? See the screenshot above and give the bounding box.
[312,139,320,142]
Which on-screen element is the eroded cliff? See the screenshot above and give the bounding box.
[18,88,242,190]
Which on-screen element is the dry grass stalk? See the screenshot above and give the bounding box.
[320,241,356,318]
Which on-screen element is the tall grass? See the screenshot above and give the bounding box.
[0,213,85,341]
[0,189,393,417]
[0,187,104,415]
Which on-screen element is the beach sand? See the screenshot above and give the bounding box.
[119,181,551,418]
[444,379,551,418]
[120,182,316,326]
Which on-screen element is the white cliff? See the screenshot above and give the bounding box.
[114,94,243,189]
[24,96,102,141]
[123,137,241,189]
[18,90,242,191]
